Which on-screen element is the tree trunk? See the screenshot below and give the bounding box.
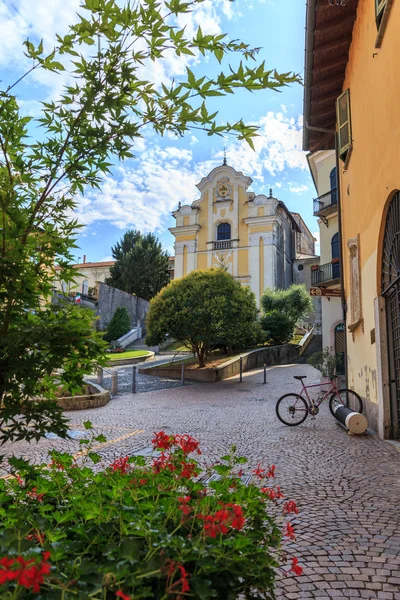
[197,347,206,368]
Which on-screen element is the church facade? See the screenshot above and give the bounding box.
[169,163,316,305]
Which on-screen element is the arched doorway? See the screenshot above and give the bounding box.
[334,322,345,376]
[381,192,400,439]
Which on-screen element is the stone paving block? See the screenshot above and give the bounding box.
[1,363,399,600]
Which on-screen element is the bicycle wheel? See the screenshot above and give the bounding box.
[276,394,309,426]
[329,388,363,416]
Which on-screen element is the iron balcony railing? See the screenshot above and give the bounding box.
[213,240,232,250]
[313,188,338,216]
[312,261,341,285]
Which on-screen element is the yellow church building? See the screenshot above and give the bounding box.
[169,162,317,306]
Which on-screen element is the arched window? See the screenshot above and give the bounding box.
[331,232,340,260]
[217,222,231,241]
[331,232,340,279]
[330,167,337,205]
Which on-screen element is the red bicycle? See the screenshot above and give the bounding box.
[276,375,363,426]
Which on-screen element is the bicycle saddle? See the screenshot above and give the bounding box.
[294,375,307,381]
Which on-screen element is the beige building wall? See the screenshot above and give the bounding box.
[307,151,342,352]
[54,261,114,296]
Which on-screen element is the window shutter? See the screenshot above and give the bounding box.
[375,0,387,27]
[336,89,352,164]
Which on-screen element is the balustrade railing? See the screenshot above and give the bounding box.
[312,261,341,285]
[313,188,338,216]
[213,240,232,250]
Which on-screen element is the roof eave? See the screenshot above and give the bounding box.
[303,0,317,151]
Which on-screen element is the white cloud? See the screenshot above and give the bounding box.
[99,255,114,262]
[73,145,199,232]
[217,111,307,183]
[288,183,309,194]
[72,109,308,233]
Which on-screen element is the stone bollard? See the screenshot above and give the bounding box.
[97,367,104,386]
[181,363,185,386]
[132,366,137,394]
[111,371,118,395]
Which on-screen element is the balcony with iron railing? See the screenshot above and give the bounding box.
[213,240,232,250]
[313,188,338,217]
[311,260,341,286]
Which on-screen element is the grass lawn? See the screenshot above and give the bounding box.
[107,350,151,360]
[161,340,191,353]
[152,351,240,370]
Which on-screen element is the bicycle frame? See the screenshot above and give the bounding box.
[299,378,339,407]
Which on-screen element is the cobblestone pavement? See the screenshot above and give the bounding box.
[86,352,196,394]
[2,363,400,598]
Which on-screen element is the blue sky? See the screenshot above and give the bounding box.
[0,0,319,260]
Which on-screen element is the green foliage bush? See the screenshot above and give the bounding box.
[146,269,259,366]
[260,285,313,346]
[0,425,303,599]
[260,311,295,346]
[104,307,131,342]
[308,346,343,379]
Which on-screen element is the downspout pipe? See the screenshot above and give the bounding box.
[335,132,348,387]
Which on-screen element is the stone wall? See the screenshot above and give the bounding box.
[96,283,150,333]
[141,344,301,382]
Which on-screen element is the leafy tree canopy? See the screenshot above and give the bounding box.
[0,0,299,441]
[260,285,313,346]
[107,231,170,301]
[146,269,259,367]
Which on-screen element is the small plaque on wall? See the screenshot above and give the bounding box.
[370,328,376,345]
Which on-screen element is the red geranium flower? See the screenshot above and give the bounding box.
[0,552,51,593]
[180,461,196,478]
[26,487,45,502]
[174,434,201,455]
[48,458,65,470]
[229,504,245,530]
[261,486,284,500]
[252,463,265,479]
[291,557,303,576]
[116,590,130,600]
[283,500,299,515]
[267,464,276,478]
[110,456,130,474]
[284,522,296,540]
[178,496,191,515]
[152,431,173,450]
[165,560,190,595]
[198,503,245,537]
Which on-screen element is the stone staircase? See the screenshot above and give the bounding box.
[296,333,322,364]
